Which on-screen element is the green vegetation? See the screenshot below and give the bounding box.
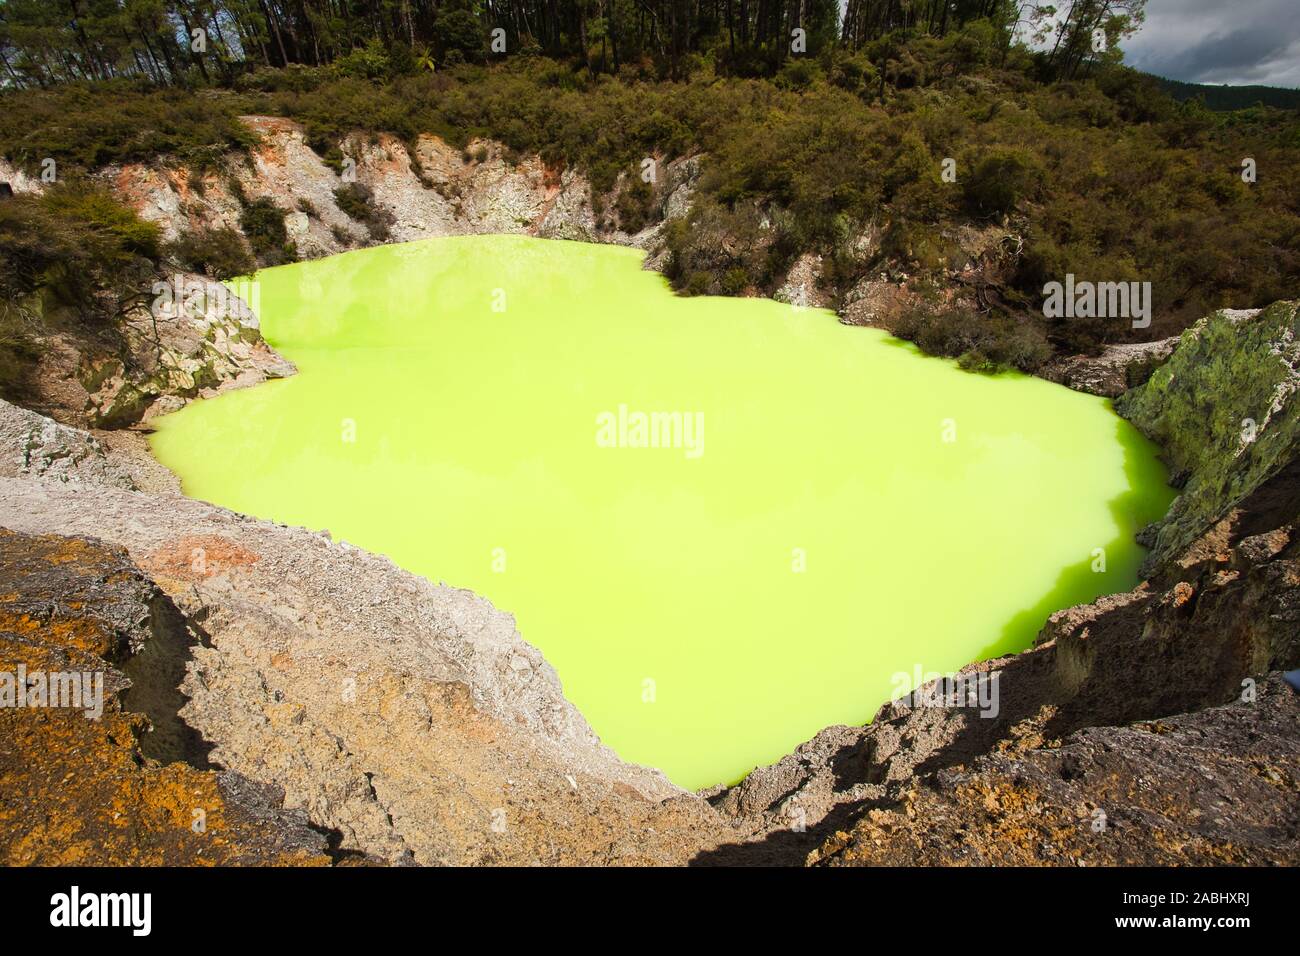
[663,198,795,296]
[614,179,655,234]
[168,226,256,280]
[0,81,255,171]
[895,305,1052,373]
[1154,76,1300,112]
[963,149,1042,217]
[0,1,1296,379]
[333,183,394,242]
[238,196,298,267]
[0,182,161,395]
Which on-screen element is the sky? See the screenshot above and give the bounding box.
[1121,0,1300,87]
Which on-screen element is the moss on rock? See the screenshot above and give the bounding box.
[1118,300,1300,571]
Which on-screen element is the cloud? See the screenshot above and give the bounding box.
[1124,0,1300,87]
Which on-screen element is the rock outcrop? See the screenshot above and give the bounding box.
[0,397,135,488]
[1039,337,1180,398]
[0,529,334,865]
[0,158,43,195]
[27,272,294,429]
[810,674,1299,866]
[83,274,295,428]
[837,273,924,328]
[774,253,830,309]
[1119,302,1298,570]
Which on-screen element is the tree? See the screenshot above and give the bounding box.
[1046,0,1146,79]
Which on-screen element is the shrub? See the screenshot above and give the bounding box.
[2,184,160,319]
[894,304,1052,373]
[0,305,38,398]
[665,200,771,295]
[0,82,253,170]
[776,58,821,91]
[239,197,298,266]
[827,54,877,95]
[333,183,395,242]
[616,179,655,233]
[334,40,391,81]
[0,185,163,393]
[37,183,160,266]
[168,226,255,279]
[963,148,1042,217]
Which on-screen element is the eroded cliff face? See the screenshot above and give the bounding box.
[28,271,295,431]
[105,118,614,256]
[99,115,702,258]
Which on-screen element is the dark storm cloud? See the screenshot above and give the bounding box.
[1123,0,1300,87]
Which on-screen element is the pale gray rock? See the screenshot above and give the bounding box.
[1040,337,1180,398]
[774,253,829,309]
[0,398,135,488]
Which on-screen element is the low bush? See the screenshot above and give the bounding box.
[238,197,298,266]
[894,304,1052,373]
[963,149,1042,217]
[664,200,775,296]
[333,184,395,242]
[615,179,655,233]
[168,226,256,279]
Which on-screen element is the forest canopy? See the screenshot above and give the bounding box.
[0,1,1148,85]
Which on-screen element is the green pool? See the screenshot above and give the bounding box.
[149,235,1174,789]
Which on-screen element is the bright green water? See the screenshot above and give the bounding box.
[149,235,1174,790]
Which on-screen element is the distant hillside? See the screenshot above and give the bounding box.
[1151,75,1300,111]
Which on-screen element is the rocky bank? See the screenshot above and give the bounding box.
[3,114,1150,431]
